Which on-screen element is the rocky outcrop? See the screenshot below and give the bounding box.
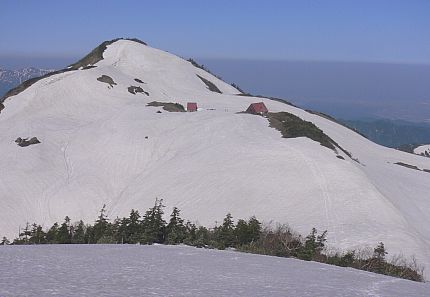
[15,137,41,147]
[128,86,149,95]
[97,75,116,87]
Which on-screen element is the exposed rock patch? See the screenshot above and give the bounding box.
[267,112,336,150]
[395,162,420,170]
[196,75,221,93]
[82,65,97,70]
[97,75,116,87]
[15,137,40,147]
[134,78,144,84]
[394,162,429,173]
[147,101,185,112]
[265,111,356,162]
[128,86,149,95]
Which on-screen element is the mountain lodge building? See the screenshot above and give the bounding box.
[246,102,268,115]
[187,102,198,112]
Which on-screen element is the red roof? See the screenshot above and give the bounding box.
[187,102,198,112]
[246,102,268,114]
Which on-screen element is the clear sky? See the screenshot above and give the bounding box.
[1,0,430,66]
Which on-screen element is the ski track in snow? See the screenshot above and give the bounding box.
[0,245,429,297]
[0,40,430,278]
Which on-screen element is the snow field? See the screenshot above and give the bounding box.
[0,244,429,297]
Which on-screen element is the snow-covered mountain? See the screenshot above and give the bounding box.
[0,67,53,97]
[414,144,430,157]
[0,67,53,84]
[0,39,429,275]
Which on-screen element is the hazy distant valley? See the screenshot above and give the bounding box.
[200,59,430,122]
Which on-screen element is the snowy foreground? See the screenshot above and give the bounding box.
[0,245,428,297]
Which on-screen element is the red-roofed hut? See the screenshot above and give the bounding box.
[246,102,268,115]
[187,102,198,112]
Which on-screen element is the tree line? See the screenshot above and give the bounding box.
[0,198,424,282]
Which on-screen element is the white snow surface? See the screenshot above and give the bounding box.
[414,145,430,156]
[0,244,428,297]
[1,40,430,276]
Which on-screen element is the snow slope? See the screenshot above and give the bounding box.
[415,144,430,157]
[1,244,429,297]
[0,39,430,275]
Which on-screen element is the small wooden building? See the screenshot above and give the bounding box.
[187,102,198,112]
[246,102,268,115]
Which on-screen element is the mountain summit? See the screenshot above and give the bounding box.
[0,39,429,273]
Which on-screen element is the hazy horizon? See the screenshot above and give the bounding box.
[198,58,430,122]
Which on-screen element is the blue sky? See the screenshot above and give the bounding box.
[1,0,430,66]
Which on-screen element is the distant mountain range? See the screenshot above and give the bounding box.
[0,67,54,97]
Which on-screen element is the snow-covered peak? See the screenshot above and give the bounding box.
[96,39,240,95]
[414,144,430,157]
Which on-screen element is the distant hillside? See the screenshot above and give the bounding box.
[0,67,53,97]
[341,119,430,148]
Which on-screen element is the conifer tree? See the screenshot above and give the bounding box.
[127,209,142,243]
[194,226,210,247]
[373,242,387,261]
[234,219,249,245]
[142,198,166,244]
[93,204,110,243]
[371,242,388,273]
[234,217,262,246]
[57,216,72,244]
[29,224,46,244]
[46,222,59,243]
[299,228,326,261]
[1,236,10,245]
[117,217,130,244]
[85,225,94,244]
[166,207,186,244]
[247,216,261,243]
[215,213,236,249]
[110,217,121,244]
[183,221,197,245]
[72,220,86,244]
[19,222,31,244]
